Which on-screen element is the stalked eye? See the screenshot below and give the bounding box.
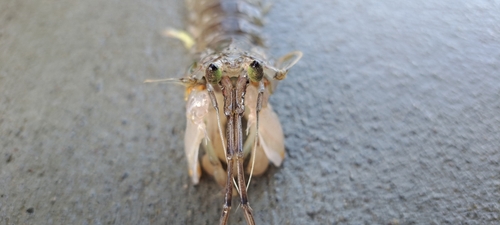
[248,60,263,82]
[206,63,222,84]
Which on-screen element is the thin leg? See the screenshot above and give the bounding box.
[207,83,227,157]
[220,112,234,225]
[247,81,266,188]
[235,114,255,225]
[220,77,235,225]
[219,156,234,225]
[234,77,256,225]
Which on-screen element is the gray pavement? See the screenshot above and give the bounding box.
[1,0,499,224]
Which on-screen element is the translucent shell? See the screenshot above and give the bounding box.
[184,88,210,184]
[244,85,285,168]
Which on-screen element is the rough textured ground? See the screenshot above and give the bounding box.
[1,0,499,224]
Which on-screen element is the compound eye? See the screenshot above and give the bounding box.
[248,60,263,82]
[206,63,222,84]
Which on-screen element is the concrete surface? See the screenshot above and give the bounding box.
[1,0,499,224]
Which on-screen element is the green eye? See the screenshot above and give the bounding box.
[206,63,222,84]
[248,60,263,82]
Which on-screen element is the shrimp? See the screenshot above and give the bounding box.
[146,0,301,224]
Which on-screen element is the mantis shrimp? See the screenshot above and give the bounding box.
[146,0,301,224]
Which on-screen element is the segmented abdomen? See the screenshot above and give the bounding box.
[186,0,265,53]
